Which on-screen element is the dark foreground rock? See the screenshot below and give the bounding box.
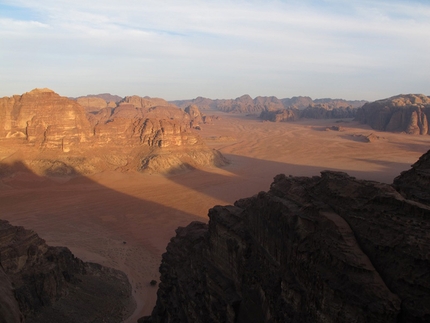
[0,220,135,323]
[142,150,430,323]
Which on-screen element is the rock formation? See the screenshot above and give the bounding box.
[0,88,92,152]
[259,105,356,122]
[260,108,301,122]
[184,104,204,127]
[75,93,122,113]
[393,149,430,204]
[355,94,430,135]
[0,219,134,323]
[0,89,227,175]
[171,96,366,115]
[142,150,430,323]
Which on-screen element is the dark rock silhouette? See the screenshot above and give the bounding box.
[142,150,430,323]
[0,218,134,323]
[393,149,430,204]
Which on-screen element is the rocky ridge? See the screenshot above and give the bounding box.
[142,150,430,323]
[0,89,227,176]
[355,94,430,135]
[260,105,357,122]
[0,219,134,323]
[75,93,122,113]
[171,95,366,114]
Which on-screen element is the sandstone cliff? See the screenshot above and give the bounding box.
[355,94,430,135]
[143,150,430,323]
[0,89,92,152]
[0,89,227,175]
[0,219,134,323]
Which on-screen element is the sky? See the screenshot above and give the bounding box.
[1,0,429,101]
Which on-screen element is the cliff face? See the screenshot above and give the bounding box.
[0,219,134,323]
[0,89,227,175]
[0,89,92,152]
[355,94,430,135]
[143,150,430,323]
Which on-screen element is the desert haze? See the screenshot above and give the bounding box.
[1,90,430,322]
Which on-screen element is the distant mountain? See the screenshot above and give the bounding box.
[260,104,357,122]
[75,93,123,103]
[74,94,123,113]
[170,95,367,114]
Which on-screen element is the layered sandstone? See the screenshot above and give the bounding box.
[0,90,227,175]
[0,219,134,323]
[143,150,430,323]
[355,94,430,135]
[0,89,92,152]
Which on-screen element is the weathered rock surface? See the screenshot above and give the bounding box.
[143,151,430,323]
[0,219,134,323]
[355,94,430,135]
[0,89,92,152]
[171,96,366,115]
[0,89,227,175]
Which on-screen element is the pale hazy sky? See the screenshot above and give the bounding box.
[1,0,429,100]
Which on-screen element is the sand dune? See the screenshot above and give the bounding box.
[1,114,429,322]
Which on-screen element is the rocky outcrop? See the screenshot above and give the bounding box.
[143,151,430,323]
[76,97,116,113]
[184,104,204,126]
[314,98,367,109]
[393,149,430,204]
[300,105,357,119]
[75,94,121,113]
[0,90,227,175]
[259,105,356,122]
[260,108,300,122]
[0,219,134,322]
[355,94,430,135]
[171,96,366,114]
[0,89,92,152]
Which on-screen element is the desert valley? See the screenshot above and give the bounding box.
[0,89,429,322]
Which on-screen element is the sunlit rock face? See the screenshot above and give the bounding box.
[142,150,430,323]
[0,88,92,152]
[356,94,430,135]
[0,89,227,175]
